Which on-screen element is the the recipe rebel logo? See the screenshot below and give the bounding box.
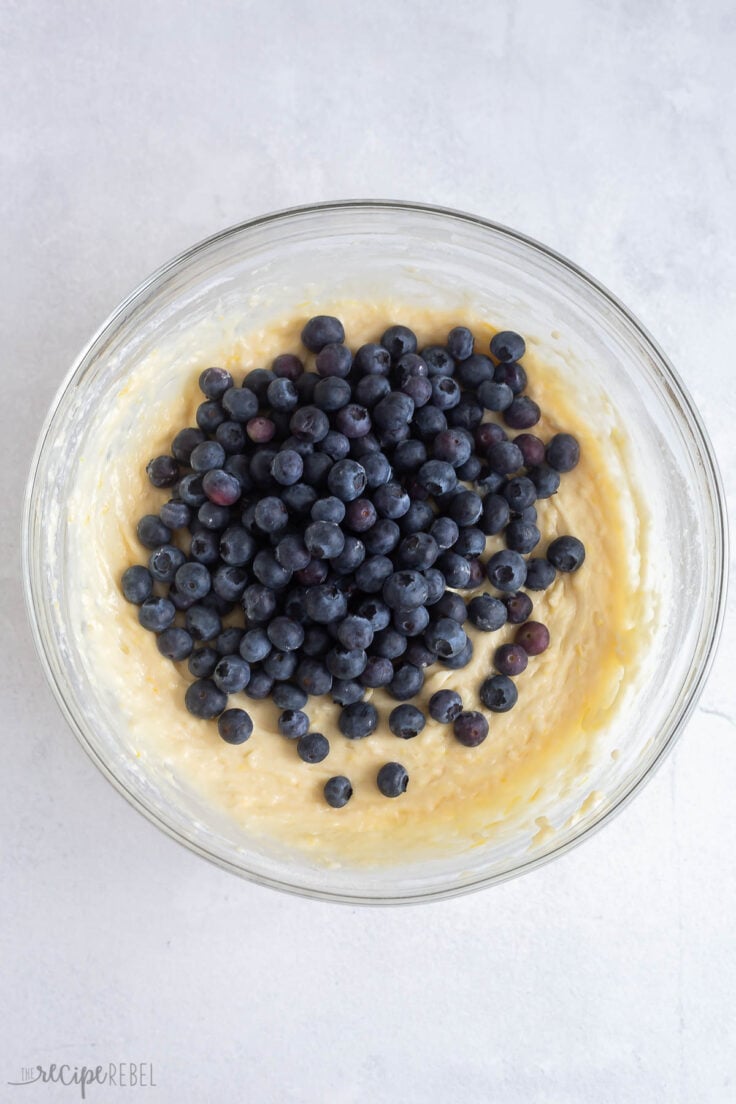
[7,1062,156,1098]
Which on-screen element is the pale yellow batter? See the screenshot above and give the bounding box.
[67,304,650,864]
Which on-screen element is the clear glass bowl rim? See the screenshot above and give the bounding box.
[22,199,729,905]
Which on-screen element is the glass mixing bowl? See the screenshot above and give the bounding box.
[22,201,727,903]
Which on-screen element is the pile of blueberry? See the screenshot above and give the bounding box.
[121,316,585,808]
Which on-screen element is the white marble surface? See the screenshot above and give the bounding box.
[2,1,735,1100]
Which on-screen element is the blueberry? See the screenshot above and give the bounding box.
[457,354,495,388]
[246,416,276,444]
[202,469,241,507]
[373,391,415,432]
[175,562,211,601]
[446,394,484,430]
[148,544,186,583]
[289,405,330,443]
[184,678,227,719]
[447,326,474,360]
[252,550,292,590]
[243,368,275,401]
[490,330,525,363]
[529,464,561,499]
[428,689,463,723]
[494,361,527,394]
[381,325,417,361]
[218,708,253,744]
[216,526,254,567]
[265,616,304,653]
[544,432,580,472]
[388,662,424,700]
[188,646,219,678]
[197,500,230,529]
[456,455,483,482]
[344,498,377,533]
[271,353,304,380]
[172,426,205,464]
[494,643,528,677]
[221,386,258,423]
[515,620,551,655]
[514,433,545,467]
[476,470,505,496]
[430,376,462,410]
[402,375,433,406]
[436,551,471,588]
[505,520,541,554]
[354,342,391,376]
[468,593,507,631]
[296,732,329,763]
[362,520,400,556]
[504,592,533,623]
[524,557,556,590]
[350,432,382,457]
[215,421,246,454]
[356,374,391,408]
[190,529,219,564]
[422,567,445,606]
[156,627,193,662]
[397,533,439,572]
[414,405,448,441]
[372,627,408,660]
[326,646,368,680]
[136,514,172,550]
[392,439,428,474]
[264,377,297,413]
[393,605,430,636]
[376,762,409,797]
[319,430,351,461]
[199,366,233,399]
[272,682,308,710]
[302,452,333,487]
[417,459,457,496]
[146,454,179,489]
[330,679,364,705]
[301,315,345,353]
[503,476,537,513]
[487,440,524,475]
[314,376,352,413]
[382,570,429,612]
[301,625,331,657]
[399,500,434,536]
[315,342,352,378]
[446,490,483,527]
[211,564,248,601]
[304,520,344,560]
[327,458,367,501]
[504,396,540,430]
[474,422,507,455]
[431,591,467,623]
[263,649,298,681]
[389,704,426,740]
[304,584,348,624]
[185,604,220,643]
[359,656,394,688]
[224,455,253,492]
[547,535,586,572]
[190,440,225,473]
[453,710,489,747]
[121,565,153,604]
[486,550,527,592]
[479,674,518,712]
[213,655,250,694]
[283,587,310,623]
[244,670,274,700]
[324,776,353,808]
[339,701,378,739]
[373,482,411,520]
[242,584,278,623]
[430,516,459,551]
[278,709,310,739]
[280,482,319,515]
[237,627,270,663]
[330,535,366,573]
[424,616,467,658]
[294,558,329,587]
[274,534,310,572]
[452,527,486,559]
[337,616,374,650]
[196,401,226,434]
[431,428,471,468]
[252,496,288,535]
[268,449,303,487]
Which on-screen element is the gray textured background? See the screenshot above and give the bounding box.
[2,2,734,1101]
